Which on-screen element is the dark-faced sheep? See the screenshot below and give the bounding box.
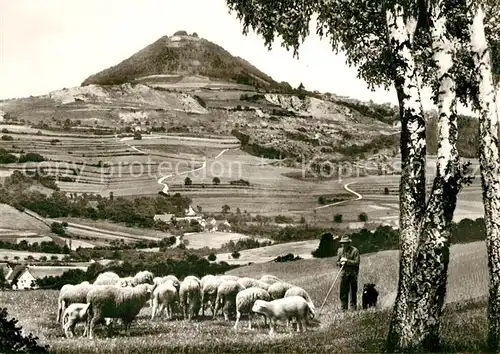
[85,283,152,339]
[179,276,202,320]
[234,287,271,330]
[213,280,245,321]
[268,281,295,300]
[362,283,378,309]
[252,296,315,335]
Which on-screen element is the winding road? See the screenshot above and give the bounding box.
[314,181,363,210]
[119,134,364,208]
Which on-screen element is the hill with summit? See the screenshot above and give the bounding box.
[81,30,290,92]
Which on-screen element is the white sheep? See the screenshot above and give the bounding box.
[213,280,245,321]
[151,280,177,320]
[179,276,202,320]
[233,287,271,330]
[237,277,270,290]
[259,275,282,285]
[284,286,315,314]
[268,281,295,300]
[201,276,223,316]
[62,302,90,338]
[251,296,315,335]
[85,283,152,339]
[219,275,239,282]
[93,271,120,285]
[134,270,154,285]
[200,274,216,288]
[153,276,167,286]
[57,281,95,324]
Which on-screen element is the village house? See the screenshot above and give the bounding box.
[11,265,88,290]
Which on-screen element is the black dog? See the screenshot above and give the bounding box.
[362,283,378,309]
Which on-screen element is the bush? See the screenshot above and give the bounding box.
[50,222,66,236]
[184,177,192,186]
[312,232,336,258]
[334,214,343,223]
[212,177,221,185]
[1,135,13,141]
[274,253,302,262]
[359,212,368,222]
[18,153,45,163]
[384,187,390,195]
[231,250,241,259]
[208,253,217,261]
[0,308,49,353]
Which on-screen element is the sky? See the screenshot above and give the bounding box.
[0,0,476,116]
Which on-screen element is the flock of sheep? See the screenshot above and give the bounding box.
[57,270,317,339]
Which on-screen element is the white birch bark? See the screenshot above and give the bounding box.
[469,4,500,351]
[385,4,427,352]
[405,2,464,350]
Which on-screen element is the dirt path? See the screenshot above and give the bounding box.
[314,181,363,210]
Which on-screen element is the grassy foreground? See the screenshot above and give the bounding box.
[0,241,491,353]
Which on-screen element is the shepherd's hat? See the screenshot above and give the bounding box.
[339,235,352,243]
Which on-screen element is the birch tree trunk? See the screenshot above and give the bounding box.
[385,4,427,352]
[404,3,468,350]
[469,4,500,352]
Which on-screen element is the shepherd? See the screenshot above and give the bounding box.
[336,235,360,311]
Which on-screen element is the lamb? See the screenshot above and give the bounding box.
[62,303,90,338]
[151,280,177,320]
[213,280,245,321]
[237,277,270,291]
[259,275,282,285]
[93,271,120,285]
[201,276,223,316]
[85,283,152,339]
[268,281,295,300]
[179,276,202,320]
[252,296,315,335]
[233,287,271,330]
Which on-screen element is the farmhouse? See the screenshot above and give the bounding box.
[11,265,88,290]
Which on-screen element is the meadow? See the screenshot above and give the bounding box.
[0,241,490,353]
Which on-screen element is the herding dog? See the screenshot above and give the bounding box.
[362,283,378,309]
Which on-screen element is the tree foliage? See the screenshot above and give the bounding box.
[0,308,49,353]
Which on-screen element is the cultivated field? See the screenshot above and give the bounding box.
[0,241,489,353]
[182,231,272,250]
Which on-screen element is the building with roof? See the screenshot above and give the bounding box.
[12,265,88,290]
